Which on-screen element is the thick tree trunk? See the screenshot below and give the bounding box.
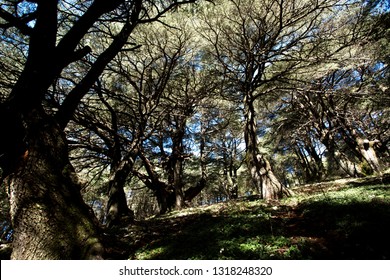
[222,157,238,199]
[154,183,175,215]
[333,151,363,177]
[304,141,324,181]
[173,159,185,209]
[137,153,176,215]
[357,138,382,175]
[7,110,104,259]
[105,159,135,227]
[244,96,287,200]
[228,169,238,199]
[165,122,186,210]
[106,182,134,227]
[336,117,382,175]
[323,136,340,177]
[249,154,287,200]
[321,132,363,177]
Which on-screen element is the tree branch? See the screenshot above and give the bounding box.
[0,7,34,35]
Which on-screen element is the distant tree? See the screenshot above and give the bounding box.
[199,0,363,199]
[271,1,390,179]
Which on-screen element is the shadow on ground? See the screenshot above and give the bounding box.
[112,181,390,260]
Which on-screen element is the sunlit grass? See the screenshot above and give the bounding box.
[130,180,390,260]
[135,246,167,260]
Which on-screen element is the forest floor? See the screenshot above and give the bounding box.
[106,174,390,260]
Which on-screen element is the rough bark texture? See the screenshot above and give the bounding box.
[244,96,287,200]
[249,154,287,200]
[106,184,133,227]
[7,109,104,259]
[0,1,120,259]
[137,152,175,215]
[357,138,382,175]
[105,159,135,228]
[1,0,195,260]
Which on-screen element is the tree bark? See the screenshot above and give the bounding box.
[184,178,207,202]
[0,0,196,260]
[153,183,175,215]
[334,114,383,175]
[249,154,288,200]
[98,89,136,228]
[183,125,208,202]
[172,157,185,209]
[7,109,104,259]
[356,138,382,175]
[105,159,135,227]
[333,151,363,177]
[164,119,186,209]
[244,95,286,200]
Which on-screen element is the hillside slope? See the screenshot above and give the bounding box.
[105,174,390,260]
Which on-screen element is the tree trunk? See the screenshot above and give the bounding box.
[106,182,133,228]
[184,178,207,202]
[335,116,383,175]
[249,154,287,200]
[165,121,186,210]
[304,140,324,181]
[323,135,339,177]
[154,183,175,215]
[333,151,363,177]
[222,153,238,199]
[294,143,317,183]
[173,159,185,209]
[184,117,207,202]
[183,129,208,202]
[321,132,363,177]
[244,96,286,200]
[228,166,238,199]
[105,159,134,227]
[357,138,382,175]
[136,152,176,215]
[7,109,104,259]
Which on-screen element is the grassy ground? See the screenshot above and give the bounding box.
[107,175,390,260]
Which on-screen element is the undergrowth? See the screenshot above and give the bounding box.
[108,177,390,260]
